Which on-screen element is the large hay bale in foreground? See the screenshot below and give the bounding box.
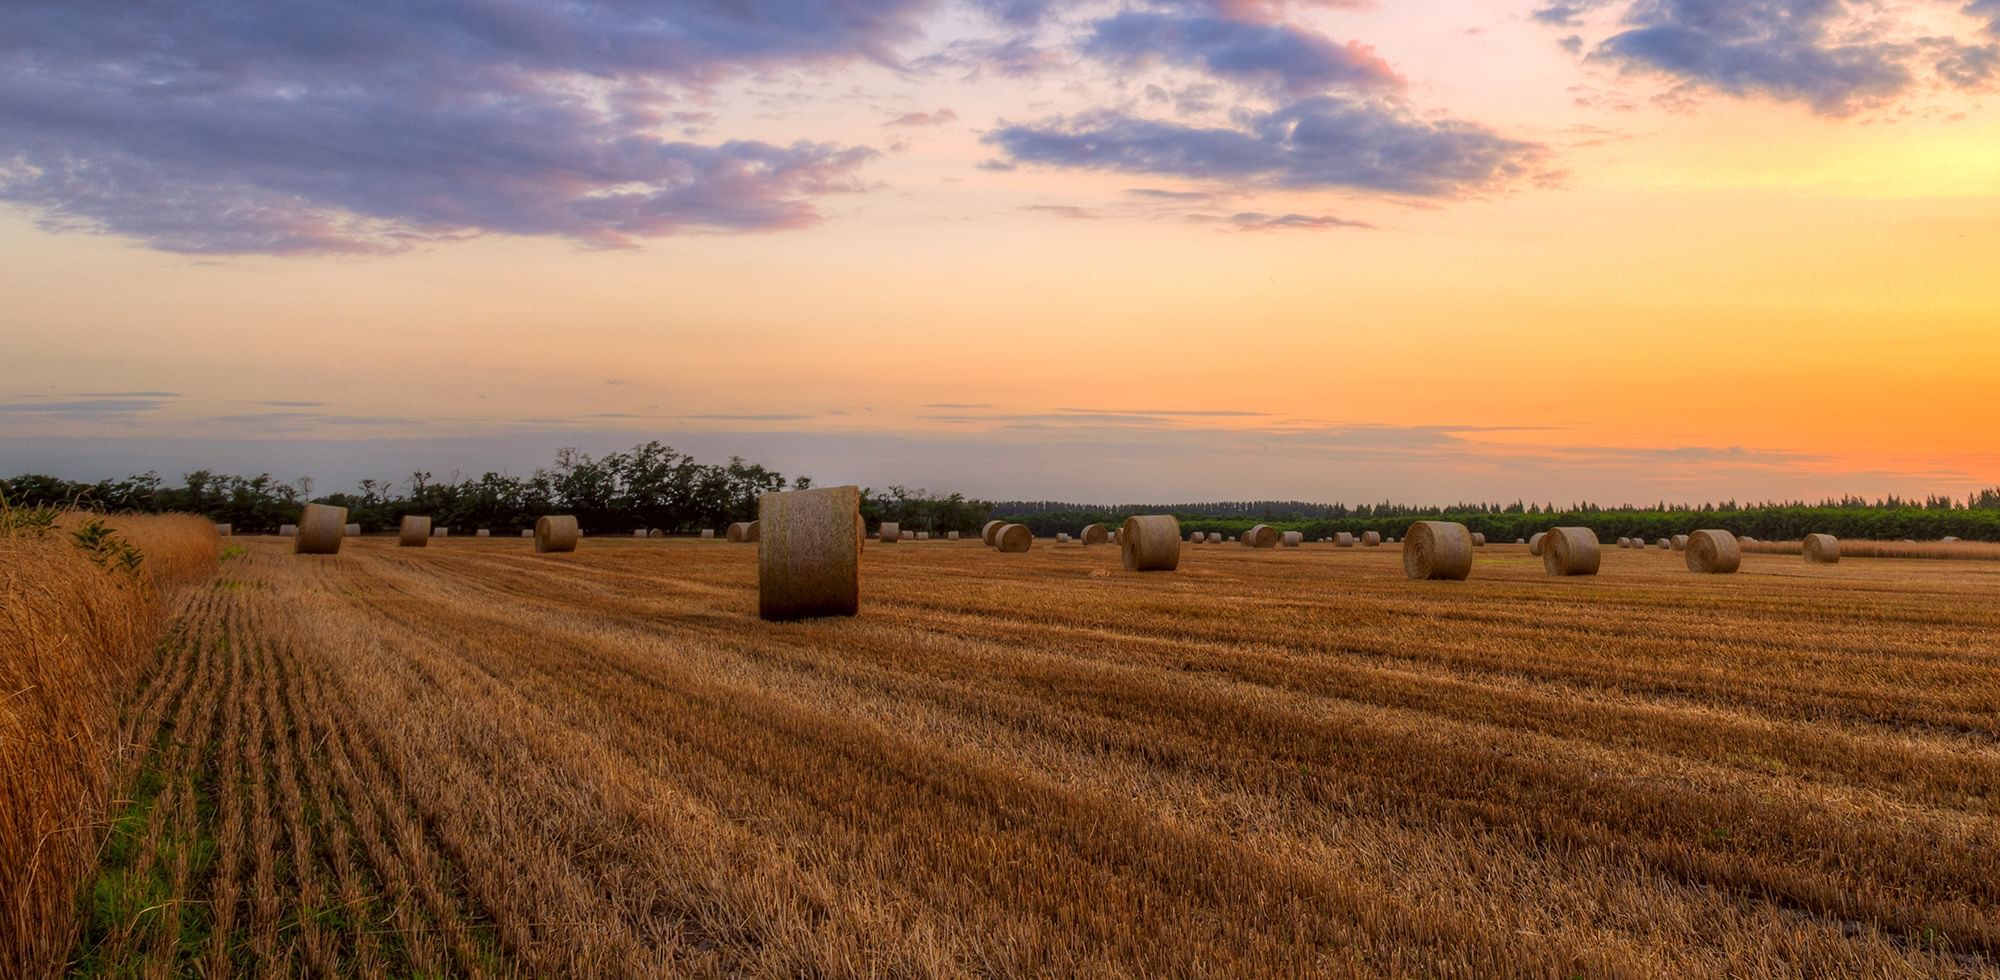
[1403,521,1473,581]
[1281,531,1303,548]
[1528,532,1547,557]
[1335,532,1356,548]
[982,520,1005,546]
[878,522,900,544]
[1684,530,1741,574]
[1362,531,1382,547]
[727,521,761,543]
[1542,527,1600,577]
[1244,525,1279,549]
[1080,524,1108,546]
[1121,515,1181,572]
[1804,533,1841,564]
[535,515,580,554]
[398,516,432,547]
[278,524,296,538]
[995,524,1033,553]
[295,504,346,555]
[758,485,862,621]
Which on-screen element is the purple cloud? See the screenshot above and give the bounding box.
[0,0,924,254]
[1084,10,1401,97]
[985,97,1544,196]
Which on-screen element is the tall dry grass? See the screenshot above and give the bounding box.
[0,511,216,977]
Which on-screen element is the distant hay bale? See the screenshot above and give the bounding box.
[1282,531,1303,547]
[1335,532,1356,548]
[1656,538,1672,550]
[522,530,533,537]
[431,528,448,537]
[344,523,362,537]
[982,520,1005,546]
[476,529,489,538]
[1403,522,1473,581]
[918,531,930,540]
[1942,536,1961,543]
[214,523,232,537]
[1079,524,1108,546]
[1528,532,1547,557]
[878,522,900,544]
[635,529,649,538]
[1470,533,1487,547]
[727,521,762,543]
[947,531,960,540]
[1057,533,1072,543]
[278,524,296,538]
[398,516,432,547]
[294,504,346,555]
[1542,527,1601,577]
[1804,533,1841,564]
[1362,531,1382,547]
[901,530,914,541]
[758,485,862,621]
[700,529,716,539]
[535,515,580,554]
[1244,524,1279,549]
[995,523,1033,553]
[1671,535,1689,552]
[1684,530,1741,574]
[1121,515,1182,572]
[1188,531,1203,544]
[1209,533,1225,544]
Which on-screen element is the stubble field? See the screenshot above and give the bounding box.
[74,535,2000,977]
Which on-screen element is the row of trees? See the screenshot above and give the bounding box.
[0,443,998,537]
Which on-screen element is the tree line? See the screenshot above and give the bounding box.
[0,442,996,537]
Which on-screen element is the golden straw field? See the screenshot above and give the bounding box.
[31,535,2000,976]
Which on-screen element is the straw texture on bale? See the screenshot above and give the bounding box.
[1362,531,1382,547]
[1335,532,1356,548]
[294,504,346,555]
[1282,531,1303,547]
[878,522,900,545]
[1804,533,1841,564]
[1541,527,1601,577]
[1470,532,1487,547]
[981,520,1005,546]
[1121,515,1182,572]
[278,524,296,538]
[727,521,762,543]
[1243,525,1279,549]
[344,523,362,537]
[534,515,580,554]
[1528,532,1547,557]
[1672,535,1689,552]
[1684,529,1741,574]
[1080,524,1109,546]
[1402,521,1474,581]
[995,523,1033,553]
[398,516,432,547]
[758,485,862,621]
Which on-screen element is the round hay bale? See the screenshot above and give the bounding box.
[727,522,759,543]
[1362,531,1382,547]
[476,529,489,538]
[398,516,432,547]
[294,504,346,555]
[1281,531,1304,547]
[1541,527,1601,577]
[1335,532,1356,548]
[947,531,961,540]
[1656,538,1672,550]
[995,523,1033,553]
[1671,534,1689,552]
[1057,533,1072,543]
[1121,515,1182,572]
[535,515,580,554]
[522,530,533,537]
[344,523,362,537]
[431,528,449,538]
[758,485,862,621]
[635,529,649,538]
[1803,533,1841,564]
[1528,532,1547,557]
[1080,524,1108,546]
[1403,522,1473,581]
[700,529,716,539]
[981,520,1005,546]
[1616,537,1631,549]
[1470,532,1487,547]
[878,522,900,544]
[1208,533,1224,544]
[901,530,914,541]
[1188,531,1203,544]
[1243,525,1279,549]
[1942,536,1960,544]
[214,523,232,537]
[1684,529,1741,574]
[278,524,296,538]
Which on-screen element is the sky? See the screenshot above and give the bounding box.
[3,0,1999,506]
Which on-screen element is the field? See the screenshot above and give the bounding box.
[49,534,2000,976]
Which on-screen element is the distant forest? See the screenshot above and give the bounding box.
[6,447,1999,541]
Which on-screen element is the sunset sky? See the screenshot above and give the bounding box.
[3,0,1998,505]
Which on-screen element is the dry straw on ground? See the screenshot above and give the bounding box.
[1120,515,1182,572]
[399,516,432,547]
[1804,534,1841,564]
[1404,521,1474,581]
[294,504,346,555]
[1243,525,1279,549]
[535,516,580,554]
[995,524,1033,553]
[878,522,900,545]
[1685,530,1741,574]
[758,486,861,621]
[1542,528,1601,577]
